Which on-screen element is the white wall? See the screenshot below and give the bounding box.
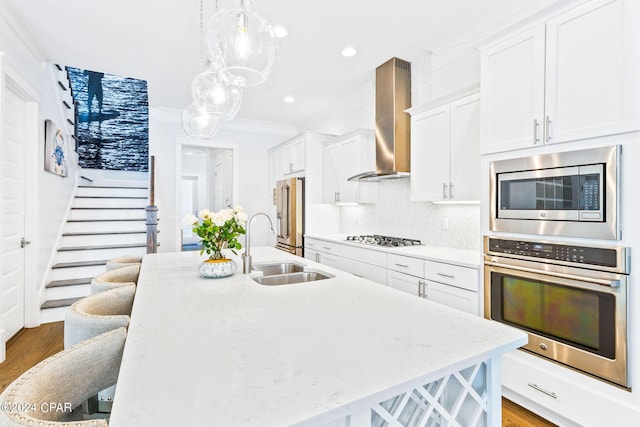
[149,107,297,252]
[310,48,483,250]
[1,7,81,330]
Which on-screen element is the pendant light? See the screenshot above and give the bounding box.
[182,0,243,138]
[191,67,242,120]
[207,0,278,87]
[181,103,221,138]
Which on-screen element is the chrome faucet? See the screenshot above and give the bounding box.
[242,212,275,274]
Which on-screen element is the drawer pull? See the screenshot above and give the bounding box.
[436,272,455,279]
[353,274,363,278]
[322,247,332,250]
[395,263,409,268]
[528,383,557,399]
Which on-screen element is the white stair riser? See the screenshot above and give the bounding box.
[62,233,147,247]
[76,187,148,198]
[69,209,146,221]
[73,198,148,208]
[46,284,90,301]
[57,246,147,263]
[41,306,71,324]
[52,265,106,281]
[65,220,146,233]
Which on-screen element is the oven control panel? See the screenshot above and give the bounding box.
[487,238,618,268]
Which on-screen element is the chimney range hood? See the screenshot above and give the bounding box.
[348,57,411,182]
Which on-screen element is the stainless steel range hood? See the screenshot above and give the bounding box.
[348,57,411,182]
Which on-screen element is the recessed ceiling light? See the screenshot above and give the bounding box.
[273,26,288,38]
[341,46,357,57]
[284,96,295,103]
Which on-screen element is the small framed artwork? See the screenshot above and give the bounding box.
[44,119,68,177]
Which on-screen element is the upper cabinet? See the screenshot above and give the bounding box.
[480,0,640,154]
[322,129,377,204]
[409,88,480,202]
[269,131,334,203]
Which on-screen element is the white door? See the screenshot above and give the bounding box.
[449,93,481,201]
[410,104,449,201]
[1,86,27,343]
[480,24,546,154]
[544,0,640,144]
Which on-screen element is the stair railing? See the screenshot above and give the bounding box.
[146,155,159,253]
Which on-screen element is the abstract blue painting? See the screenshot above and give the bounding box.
[67,66,149,171]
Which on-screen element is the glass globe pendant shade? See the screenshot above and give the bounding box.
[181,103,221,139]
[206,0,278,88]
[191,68,243,121]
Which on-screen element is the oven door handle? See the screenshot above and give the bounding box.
[484,260,622,288]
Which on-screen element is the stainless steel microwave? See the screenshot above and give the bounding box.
[490,146,621,240]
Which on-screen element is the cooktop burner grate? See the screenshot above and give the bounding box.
[345,235,422,247]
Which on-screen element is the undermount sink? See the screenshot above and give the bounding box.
[251,261,305,276]
[252,271,334,286]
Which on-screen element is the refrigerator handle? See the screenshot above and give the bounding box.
[281,185,290,239]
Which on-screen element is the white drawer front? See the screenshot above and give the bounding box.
[342,258,387,286]
[340,244,387,266]
[387,254,424,277]
[305,238,341,255]
[424,260,478,292]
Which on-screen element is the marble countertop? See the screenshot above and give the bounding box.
[109,247,525,426]
[305,233,482,268]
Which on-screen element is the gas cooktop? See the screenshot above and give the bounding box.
[345,235,422,247]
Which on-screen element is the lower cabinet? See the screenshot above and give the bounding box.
[306,237,479,315]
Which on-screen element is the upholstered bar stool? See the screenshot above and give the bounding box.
[64,285,135,413]
[0,328,127,426]
[90,263,140,294]
[106,255,142,271]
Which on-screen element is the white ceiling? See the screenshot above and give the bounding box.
[4,0,563,128]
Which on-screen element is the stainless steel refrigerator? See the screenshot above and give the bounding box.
[275,177,304,256]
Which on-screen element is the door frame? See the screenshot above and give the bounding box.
[0,56,39,362]
[175,135,239,251]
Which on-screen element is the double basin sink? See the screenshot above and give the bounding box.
[251,261,333,286]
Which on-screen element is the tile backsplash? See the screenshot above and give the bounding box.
[339,179,481,251]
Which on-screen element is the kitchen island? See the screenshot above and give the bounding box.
[109,247,526,426]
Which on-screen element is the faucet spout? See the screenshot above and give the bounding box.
[242,212,275,274]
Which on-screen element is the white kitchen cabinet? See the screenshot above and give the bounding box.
[282,135,305,175]
[480,0,640,154]
[387,270,424,297]
[322,129,377,204]
[341,258,387,285]
[424,280,479,315]
[409,89,480,202]
[387,253,425,278]
[305,237,342,269]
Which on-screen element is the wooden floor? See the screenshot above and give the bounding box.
[1,323,557,426]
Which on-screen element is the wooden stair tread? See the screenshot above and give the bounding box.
[58,243,147,252]
[67,219,147,222]
[41,297,82,310]
[63,230,151,236]
[78,185,148,189]
[75,196,147,199]
[71,207,145,210]
[46,278,93,288]
[52,260,107,269]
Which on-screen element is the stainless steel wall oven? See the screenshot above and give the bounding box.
[484,236,630,388]
[490,145,620,239]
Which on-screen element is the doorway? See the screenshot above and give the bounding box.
[1,81,31,357]
[180,145,234,251]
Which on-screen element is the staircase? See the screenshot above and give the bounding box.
[40,172,151,323]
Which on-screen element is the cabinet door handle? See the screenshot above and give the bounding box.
[335,191,340,202]
[322,246,332,251]
[442,183,448,199]
[353,273,364,278]
[545,116,552,143]
[436,272,455,279]
[395,263,409,268]
[449,183,454,199]
[418,280,426,298]
[533,118,540,144]
[528,383,557,399]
